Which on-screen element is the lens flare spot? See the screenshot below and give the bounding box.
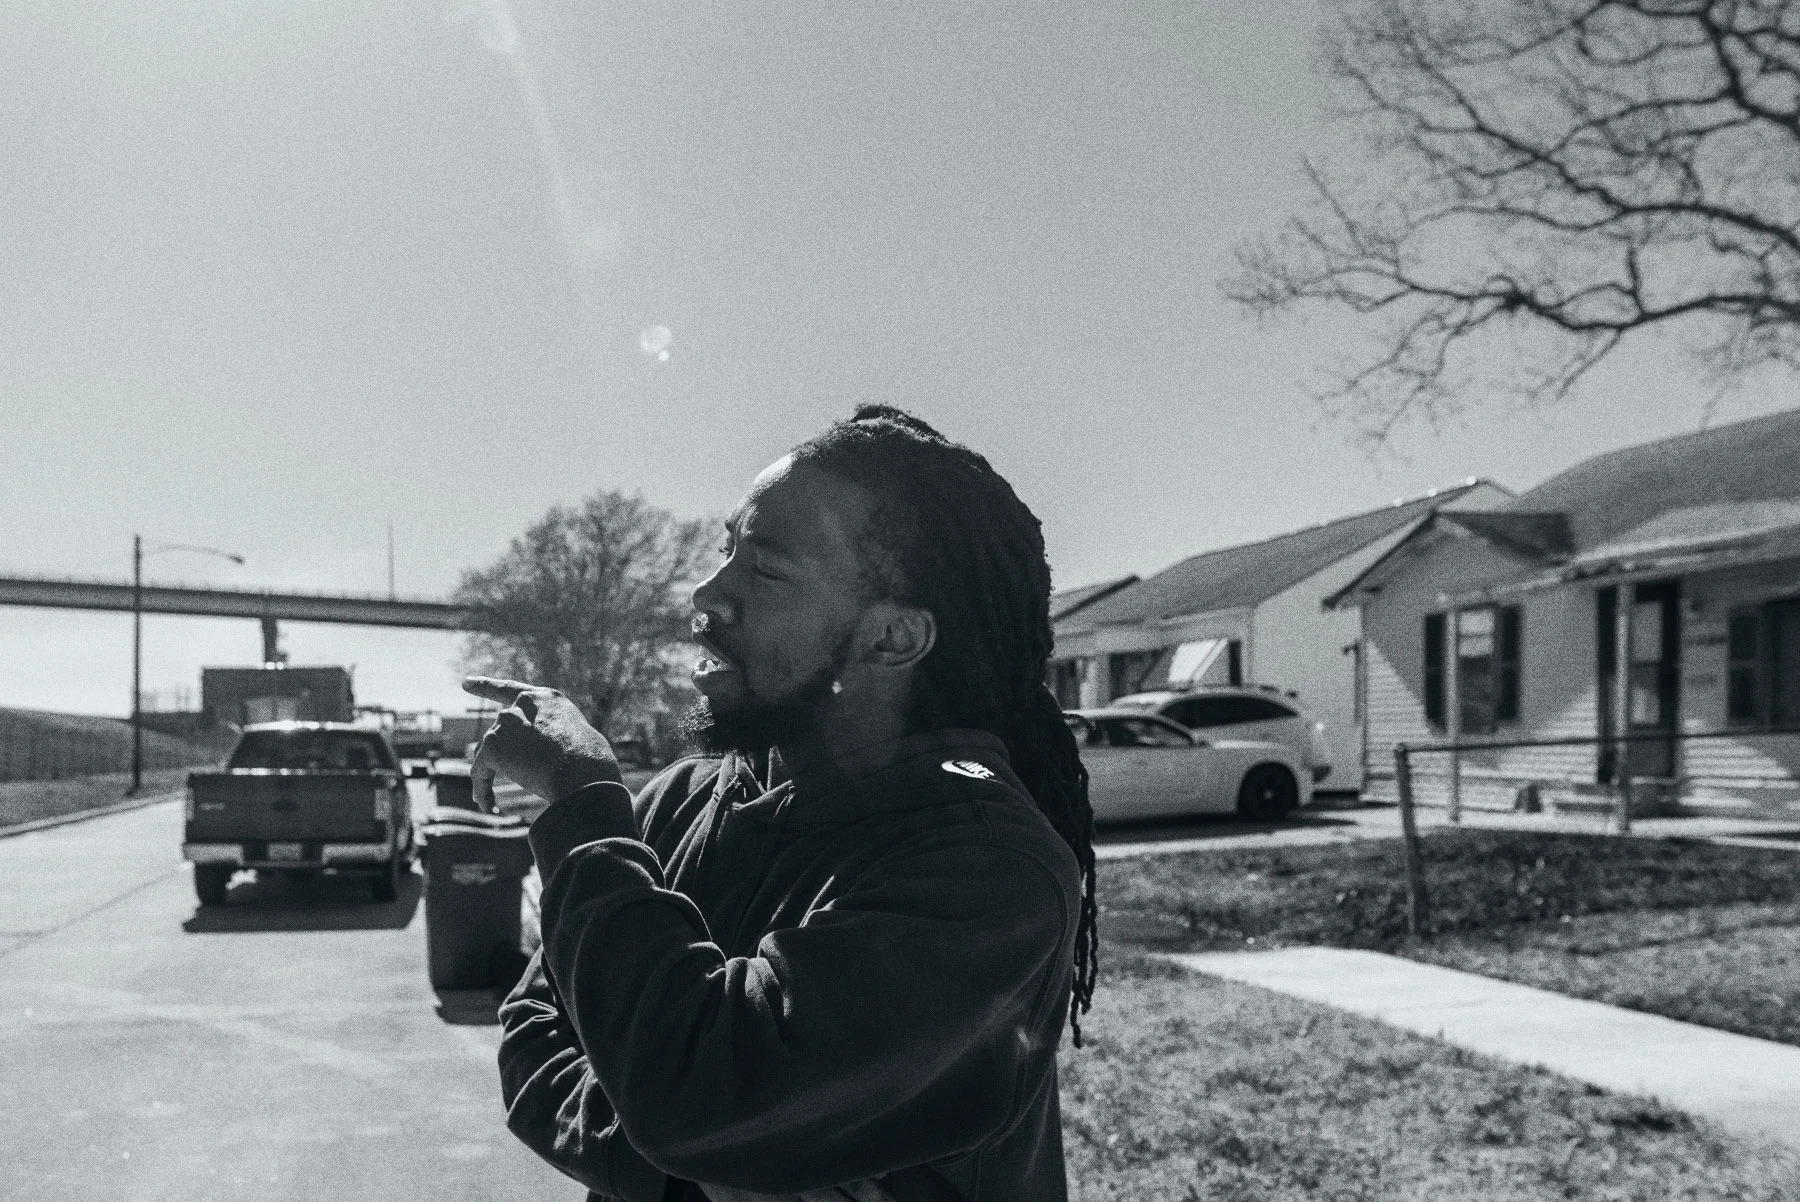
[638,325,673,362]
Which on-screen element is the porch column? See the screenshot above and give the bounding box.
[1613,585,1634,834]
[1446,609,1462,822]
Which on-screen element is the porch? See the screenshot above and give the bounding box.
[1373,547,1800,820]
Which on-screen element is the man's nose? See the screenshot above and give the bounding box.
[690,574,739,627]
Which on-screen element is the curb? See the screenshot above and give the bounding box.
[0,790,182,840]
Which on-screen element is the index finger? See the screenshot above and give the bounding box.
[462,675,536,705]
[469,737,498,813]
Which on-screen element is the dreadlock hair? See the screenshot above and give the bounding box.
[792,404,1099,1046]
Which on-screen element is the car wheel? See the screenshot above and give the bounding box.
[194,865,233,907]
[371,856,401,903]
[1236,764,1298,822]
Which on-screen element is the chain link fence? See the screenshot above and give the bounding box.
[0,709,225,784]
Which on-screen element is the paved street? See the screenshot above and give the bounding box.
[0,791,571,1202]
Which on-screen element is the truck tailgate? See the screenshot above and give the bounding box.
[187,772,387,842]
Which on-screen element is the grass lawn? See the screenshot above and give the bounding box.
[1061,951,1800,1200]
[1099,829,1800,1045]
[0,767,190,831]
[1412,900,1800,1047]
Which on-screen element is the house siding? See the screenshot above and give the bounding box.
[1360,536,1599,807]
[1363,550,1800,810]
[1254,524,1425,792]
[1678,561,1800,801]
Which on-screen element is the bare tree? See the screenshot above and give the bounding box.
[1229,0,1800,441]
[455,490,712,739]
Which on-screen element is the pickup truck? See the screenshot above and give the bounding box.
[183,722,416,906]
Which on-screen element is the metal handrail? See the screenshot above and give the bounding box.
[1386,722,1800,937]
[1395,723,1800,757]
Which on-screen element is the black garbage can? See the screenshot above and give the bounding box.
[421,807,534,990]
[430,763,484,813]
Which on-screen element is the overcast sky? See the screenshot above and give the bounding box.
[3,0,1793,719]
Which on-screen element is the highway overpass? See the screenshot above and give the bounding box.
[0,575,470,662]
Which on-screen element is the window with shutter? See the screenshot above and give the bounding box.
[1728,608,1762,726]
[1497,606,1522,722]
[1424,612,1446,728]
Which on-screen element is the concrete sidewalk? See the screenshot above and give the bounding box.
[1167,947,1800,1151]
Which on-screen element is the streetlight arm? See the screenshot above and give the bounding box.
[130,537,245,795]
[143,543,245,565]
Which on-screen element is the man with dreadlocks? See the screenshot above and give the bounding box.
[467,406,1098,1202]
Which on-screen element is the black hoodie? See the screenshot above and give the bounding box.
[497,728,1081,1202]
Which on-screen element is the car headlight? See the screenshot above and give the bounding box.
[184,785,197,822]
[373,789,392,821]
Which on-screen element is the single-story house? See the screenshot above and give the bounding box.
[1328,407,1800,815]
[1046,575,1138,705]
[1050,479,1510,790]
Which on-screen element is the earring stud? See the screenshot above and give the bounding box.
[830,680,843,694]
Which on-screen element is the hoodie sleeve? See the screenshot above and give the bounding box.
[497,951,676,1202]
[522,812,1077,1196]
[496,762,719,1202]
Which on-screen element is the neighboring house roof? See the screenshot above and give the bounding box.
[1442,511,1575,562]
[1049,575,1139,622]
[1327,407,1800,606]
[1514,406,1800,550]
[1057,481,1492,634]
[1566,499,1800,576]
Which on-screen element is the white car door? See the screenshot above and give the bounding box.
[1086,716,1231,820]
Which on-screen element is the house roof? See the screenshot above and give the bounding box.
[1511,407,1800,551]
[1327,407,1800,606]
[1057,481,1490,633]
[1049,575,1139,622]
[1565,499,1800,575]
[1441,511,1575,562]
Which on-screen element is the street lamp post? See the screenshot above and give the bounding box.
[131,536,246,795]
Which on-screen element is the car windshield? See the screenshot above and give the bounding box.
[229,731,395,771]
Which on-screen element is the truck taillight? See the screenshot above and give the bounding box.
[374,789,392,821]
[184,785,196,822]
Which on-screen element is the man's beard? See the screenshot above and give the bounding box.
[679,637,851,756]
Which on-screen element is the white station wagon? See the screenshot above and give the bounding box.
[1065,708,1310,823]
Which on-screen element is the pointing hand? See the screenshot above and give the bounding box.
[461,676,620,810]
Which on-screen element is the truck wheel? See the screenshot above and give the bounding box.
[371,857,401,903]
[194,865,233,907]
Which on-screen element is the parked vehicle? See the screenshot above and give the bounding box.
[1108,684,1334,785]
[1065,708,1310,823]
[182,722,415,906]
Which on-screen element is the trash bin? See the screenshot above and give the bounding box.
[421,807,534,990]
[430,763,485,813]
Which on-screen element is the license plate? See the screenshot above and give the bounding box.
[267,842,304,861]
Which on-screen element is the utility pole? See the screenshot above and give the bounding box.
[131,534,143,794]
[130,538,245,794]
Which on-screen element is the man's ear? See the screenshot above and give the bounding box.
[862,603,937,671]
